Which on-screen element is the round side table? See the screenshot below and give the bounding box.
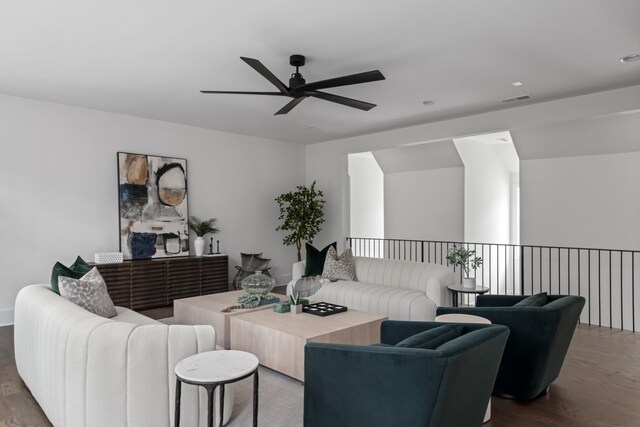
[175,350,259,427]
[447,284,490,307]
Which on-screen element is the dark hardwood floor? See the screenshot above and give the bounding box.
[1,323,638,426]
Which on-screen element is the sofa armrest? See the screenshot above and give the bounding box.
[304,343,446,427]
[292,260,306,281]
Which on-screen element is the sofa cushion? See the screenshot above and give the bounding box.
[395,324,464,349]
[312,280,438,321]
[58,267,117,318]
[50,256,92,294]
[322,247,357,281]
[305,242,337,276]
[514,292,548,307]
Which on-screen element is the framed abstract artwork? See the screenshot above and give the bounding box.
[117,152,189,260]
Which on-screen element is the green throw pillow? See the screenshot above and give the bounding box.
[395,324,465,349]
[304,242,337,277]
[514,292,548,307]
[51,256,92,294]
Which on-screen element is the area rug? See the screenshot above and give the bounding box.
[227,366,303,426]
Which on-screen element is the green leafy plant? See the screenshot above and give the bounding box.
[188,216,219,237]
[446,244,483,278]
[289,292,301,306]
[275,181,326,261]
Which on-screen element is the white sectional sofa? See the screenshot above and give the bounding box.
[287,257,455,320]
[14,285,233,427]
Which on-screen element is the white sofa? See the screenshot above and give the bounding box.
[14,285,234,427]
[288,257,455,320]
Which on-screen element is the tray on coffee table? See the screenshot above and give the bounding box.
[303,302,348,317]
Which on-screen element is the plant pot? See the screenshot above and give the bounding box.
[290,304,303,314]
[462,277,476,289]
[194,237,205,256]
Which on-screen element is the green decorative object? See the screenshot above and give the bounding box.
[445,244,483,278]
[187,216,219,237]
[237,293,279,307]
[275,180,326,262]
[273,301,291,313]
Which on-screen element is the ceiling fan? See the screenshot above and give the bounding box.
[201,54,385,115]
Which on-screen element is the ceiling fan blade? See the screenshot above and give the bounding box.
[275,97,306,115]
[307,91,376,111]
[298,70,385,92]
[240,57,290,95]
[200,90,285,95]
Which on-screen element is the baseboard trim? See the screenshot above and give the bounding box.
[0,308,14,326]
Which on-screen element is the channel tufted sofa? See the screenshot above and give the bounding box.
[288,257,455,320]
[14,285,234,427]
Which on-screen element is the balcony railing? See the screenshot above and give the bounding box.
[346,237,639,332]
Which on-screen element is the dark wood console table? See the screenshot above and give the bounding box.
[94,255,228,311]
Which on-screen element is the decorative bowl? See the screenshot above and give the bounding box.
[241,270,276,295]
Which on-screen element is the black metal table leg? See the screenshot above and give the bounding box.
[175,379,182,427]
[253,369,259,427]
[219,384,225,427]
[207,385,215,427]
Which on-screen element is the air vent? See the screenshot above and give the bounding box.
[501,94,532,103]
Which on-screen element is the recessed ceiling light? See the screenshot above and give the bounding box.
[619,54,640,63]
[421,100,435,106]
[512,82,523,86]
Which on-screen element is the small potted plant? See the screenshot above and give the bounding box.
[188,216,219,256]
[289,292,303,314]
[446,244,483,289]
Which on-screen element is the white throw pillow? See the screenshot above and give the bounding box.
[58,267,118,318]
[322,246,357,281]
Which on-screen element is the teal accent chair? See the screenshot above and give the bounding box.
[436,294,585,400]
[303,321,509,427]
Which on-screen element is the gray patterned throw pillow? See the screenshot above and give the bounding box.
[322,246,357,281]
[58,267,118,318]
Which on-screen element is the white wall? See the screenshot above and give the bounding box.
[348,152,384,239]
[306,86,640,250]
[384,168,464,241]
[521,152,640,250]
[454,138,511,244]
[0,94,305,324]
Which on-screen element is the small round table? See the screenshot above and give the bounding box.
[447,284,490,307]
[175,350,259,427]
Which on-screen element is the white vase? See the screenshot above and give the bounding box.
[462,277,476,289]
[290,304,303,314]
[194,236,205,256]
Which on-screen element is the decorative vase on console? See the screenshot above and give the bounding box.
[446,244,483,289]
[188,216,219,257]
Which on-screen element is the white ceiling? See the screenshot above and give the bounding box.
[1,0,639,144]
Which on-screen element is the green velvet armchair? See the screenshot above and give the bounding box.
[304,321,509,427]
[436,294,585,400]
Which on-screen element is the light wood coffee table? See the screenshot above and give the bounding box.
[174,290,277,349]
[230,308,386,381]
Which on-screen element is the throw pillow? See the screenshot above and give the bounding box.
[58,267,118,318]
[304,242,337,277]
[395,324,465,349]
[514,292,548,307]
[322,246,357,281]
[50,256,92,294]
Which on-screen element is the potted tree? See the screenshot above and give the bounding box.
[188,216,219,256]
[446,244,483,289]
[275,181,326,262]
